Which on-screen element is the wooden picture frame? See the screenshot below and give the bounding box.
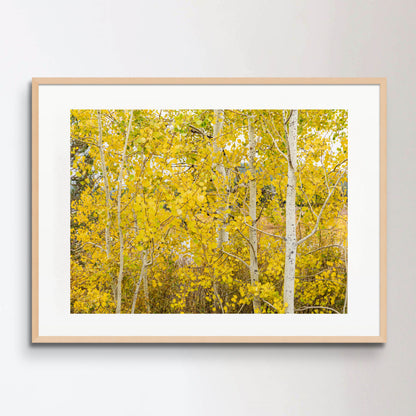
[32,78,386,343]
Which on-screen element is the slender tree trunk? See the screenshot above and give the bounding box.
[97,110,112,258]
[131,209,151,313]
[248,116,261,313]
[143,264,151,313]
[211,110,227,312]
[131,250,149,314]
[283,110,298,313]
[212,109,229,248]
[342,241,348,314]
[116,110,133,314]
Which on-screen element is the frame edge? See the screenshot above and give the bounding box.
[32,79,40,343]
[379,78,387,343]
[32,77,387,343]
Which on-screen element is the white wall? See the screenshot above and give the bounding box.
[1,0,415,414]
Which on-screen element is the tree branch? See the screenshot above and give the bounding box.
[261,116,288,161]
[302,244,346,256]
[297,168,347,247]
[236,229,256,255]
[260,298,279,312]
[244,221,286,241]
[221,249,250,269]
[295,306,340,314]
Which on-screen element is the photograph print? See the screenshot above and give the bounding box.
[70,108,348,315]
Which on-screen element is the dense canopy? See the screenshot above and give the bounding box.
[70,109,348,314]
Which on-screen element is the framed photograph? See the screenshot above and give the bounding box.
[32,78,386,343]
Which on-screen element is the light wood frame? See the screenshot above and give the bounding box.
[32,78,387,343]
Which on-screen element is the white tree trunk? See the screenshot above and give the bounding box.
[211,110,228,312]
[283,110,298,313]
[131,250,149,314]
[143,266,151,313]
[212,109,229,248]
[248,116,261,313]
[97,110,112,258]
[115,110,133,313]
[131,210,151,313]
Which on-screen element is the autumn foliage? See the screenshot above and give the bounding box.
[70,109,348,314]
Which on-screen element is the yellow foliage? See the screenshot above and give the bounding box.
[70,109,348,314]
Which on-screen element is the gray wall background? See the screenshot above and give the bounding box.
[1,0,414,414]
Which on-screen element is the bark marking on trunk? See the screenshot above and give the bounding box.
[283,110,298,314]
[116,110,133,313]
[248,116,261,313]
[97,110,112,258]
